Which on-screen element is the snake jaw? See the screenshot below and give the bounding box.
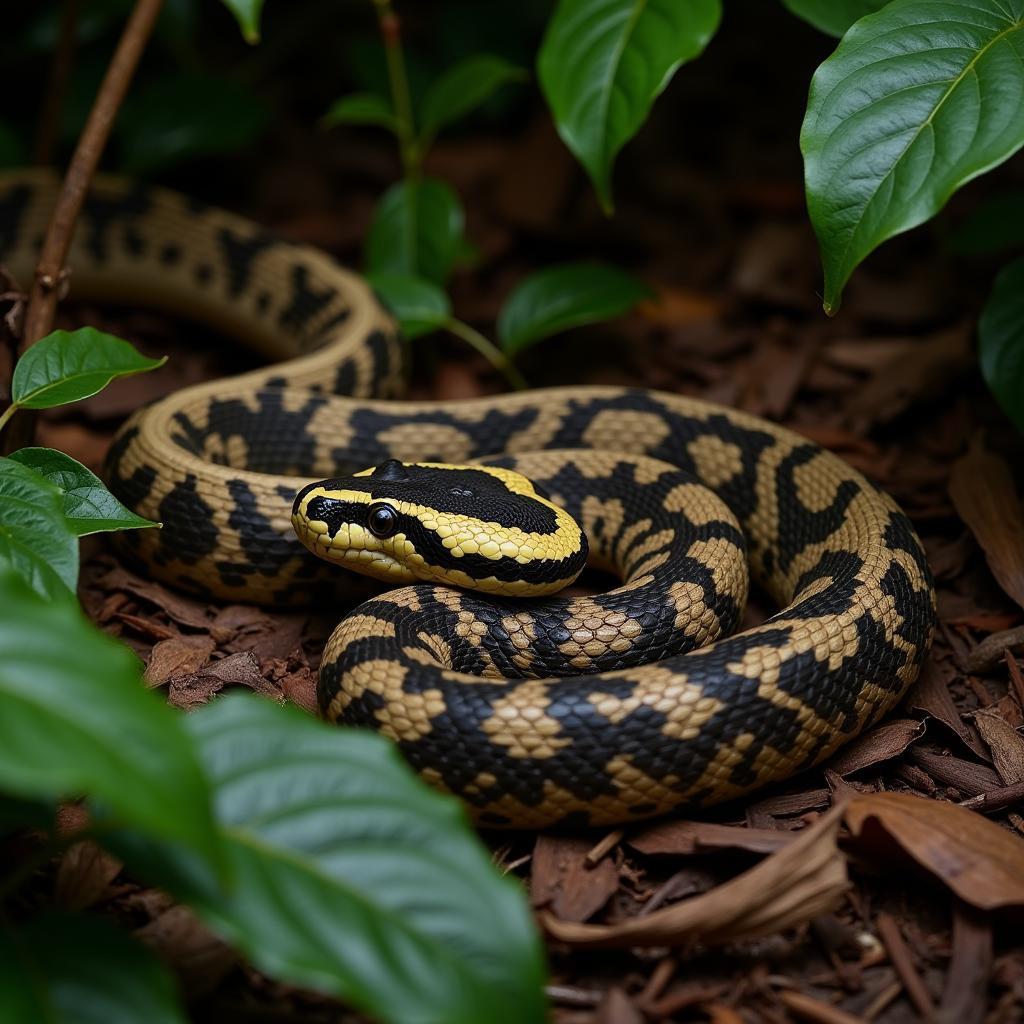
[291,511,422,584]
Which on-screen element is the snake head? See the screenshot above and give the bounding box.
[291,461,588,596]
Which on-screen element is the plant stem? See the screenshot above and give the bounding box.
[0,403,17,437]
[21,0,164,353]
[372,0,419,177]
[445,318,528,391]
[4,0,163,455]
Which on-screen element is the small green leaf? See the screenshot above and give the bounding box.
[115,696,547,1024]
[0,457,78,596]
[538,0,721,212]
[950,191,1024,256]
[323,93,397,132]
[366,272,452,340]
[801,0,1024,314]
[118,71,269,176]
[498,262,651,355]
[217,0,263,42]
[780,0,891,37]
[0,913,187,1024]
[420,55,527,144]
[12,328,165,410]
[979,256,1024,435]
[0,571,224,874]
[8,448,158,537]
[365,178,466,285]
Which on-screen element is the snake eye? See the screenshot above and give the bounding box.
[367,502,400,538]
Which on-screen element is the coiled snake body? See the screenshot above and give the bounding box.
[1,172,936,827]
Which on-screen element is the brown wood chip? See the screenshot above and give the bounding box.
[629,819,798,857]
[143,635,215,687]
[531,835,619,923]
[908,749,1002,797]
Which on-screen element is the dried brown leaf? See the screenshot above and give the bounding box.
[949,434,1024,611]
[844,792,1024,910]
[907,661,988,760]
[972,709,1024,786]
[144,635,215,687]
[827,718,925,776]
[964,625,1024,674]
[541,806,848,948]
[100,566,211,630]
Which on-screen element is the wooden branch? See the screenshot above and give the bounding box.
[21,0,164,351]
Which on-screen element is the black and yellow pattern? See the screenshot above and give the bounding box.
[0,171,937,828]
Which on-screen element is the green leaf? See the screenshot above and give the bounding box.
[0,571,223,874]
[0,457,79,596]
[0,913,187,1024]
[122,696,546,1024]
[366,272,452,340]
[950,191,1024,255]
[217,0,263,43]
[498,262,651,355]
[118,71,269,176]
[538,0,721,212]
[979,256,1024,434]
[420,55,527,144]
[801,0,1024,315]
[780,0,891,36]
[9,448,157,537]
[365,178,466,285]
[322,93,397,132]
[11,328,165,410]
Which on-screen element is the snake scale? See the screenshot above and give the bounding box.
[1,171,936,828]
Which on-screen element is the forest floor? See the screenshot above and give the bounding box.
[12,12,1024,1022]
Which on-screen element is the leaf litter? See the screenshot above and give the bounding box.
[12,7,1024,1019]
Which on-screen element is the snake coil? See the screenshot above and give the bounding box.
[1,171,936,827]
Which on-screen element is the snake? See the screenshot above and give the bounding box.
[1,171,936,828]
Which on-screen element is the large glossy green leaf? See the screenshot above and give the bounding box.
[365,178,466,285]
[802,0,1024,314]
[118,72,269,175]
[366,272,451,340]
[538,0,720,212]
[217,0,263,42]
[498,262,651,355]
[0,457,78,595]
[420,55,526,144]
[9,448,157,537]
[119,696,546,1024]
[11,328,165,410]
[979,256,1024,435]
[780,0,890,36]
[0,572,223,873]
[0,914,187,1024]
